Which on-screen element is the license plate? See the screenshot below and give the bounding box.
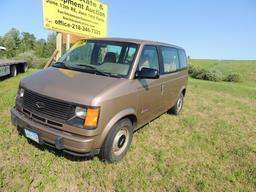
[24,129,39,143]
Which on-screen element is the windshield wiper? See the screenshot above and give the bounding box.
[54,63,123,78]
[77,64,98,70]
[52,61,65,67]
[52,62,73,70]
[108,73,124,78]
[77,64,114,77]
[77,64,123,78]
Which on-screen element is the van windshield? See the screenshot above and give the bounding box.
[53,40,138,78]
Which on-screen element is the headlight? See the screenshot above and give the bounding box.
[74,106,100,128]
[75,106,87,119]
[18,88,25,98]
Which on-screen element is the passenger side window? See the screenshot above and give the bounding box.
[161,47,179,73]
[138,46,159,71]
[67,42,93,65]
[178,49,187,69]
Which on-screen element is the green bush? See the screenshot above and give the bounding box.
[14,51,48,69]
[189,65,243,83]
[188,65,195,75]
[188,65,203,78]
[205,70,223,82]
[188,65,223,82]
[195,69,207,80]
[224,73,241,82]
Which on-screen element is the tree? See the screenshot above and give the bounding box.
[6,28,21,52]
[34,33,56,58]
[0,28,21,58]
[0,28,56,59]
[44,33,56,57]
[5,28,20,43]
[3,34,16,58]
[20,32,36,52]
[35,39,47,57]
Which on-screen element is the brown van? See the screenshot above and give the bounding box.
[11,38,188,162]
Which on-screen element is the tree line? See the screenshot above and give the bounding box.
[0,28,56,59]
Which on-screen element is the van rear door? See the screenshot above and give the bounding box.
[159,47,188,111]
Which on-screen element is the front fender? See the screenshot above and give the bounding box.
[97,108,137,147]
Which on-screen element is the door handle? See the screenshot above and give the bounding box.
[161,84,164,95]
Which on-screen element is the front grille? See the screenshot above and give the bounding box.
[23,89,74,121]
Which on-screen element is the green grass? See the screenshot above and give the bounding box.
[0,63,256,191]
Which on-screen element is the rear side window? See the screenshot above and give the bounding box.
[178,49,187,69]
[161,47,179,73]
[138,46,159,71]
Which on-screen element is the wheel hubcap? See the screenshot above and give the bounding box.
[118,135,126,148]
[177,96,183,112]
[112,127,129,156]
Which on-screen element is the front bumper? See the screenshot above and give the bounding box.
[11,107,100,157]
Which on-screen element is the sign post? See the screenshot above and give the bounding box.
[56,32,63,59]
[66,34,71,51]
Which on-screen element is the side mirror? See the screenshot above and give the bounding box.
[136,68,159,79]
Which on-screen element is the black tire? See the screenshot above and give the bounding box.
[169,92,184,115]
[100,118,133,163]
[10,65,17,77]
[21,63,28,73]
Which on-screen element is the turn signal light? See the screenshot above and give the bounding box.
[84,108,100,127]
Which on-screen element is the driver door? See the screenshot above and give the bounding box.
[136,46,164,126]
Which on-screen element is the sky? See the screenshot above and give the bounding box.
[0,0,255,60]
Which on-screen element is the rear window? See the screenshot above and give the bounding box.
[178,49,187,69]
[161,47,179,73]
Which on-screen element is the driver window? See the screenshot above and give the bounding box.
[138,46,159,71]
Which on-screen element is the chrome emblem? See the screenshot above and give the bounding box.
[35,102,45,109]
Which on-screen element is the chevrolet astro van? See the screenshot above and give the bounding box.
[11,38,188,162]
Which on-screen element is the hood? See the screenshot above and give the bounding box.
[20,67,123,105]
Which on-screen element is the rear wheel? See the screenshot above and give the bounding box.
[169,92,184,115]
[10,65,17,77]
[100,118,133,163]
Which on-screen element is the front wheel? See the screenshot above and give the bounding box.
[169,93,184,115]
[100,118,133,163]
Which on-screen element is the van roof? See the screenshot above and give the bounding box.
[86,37,184,49]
